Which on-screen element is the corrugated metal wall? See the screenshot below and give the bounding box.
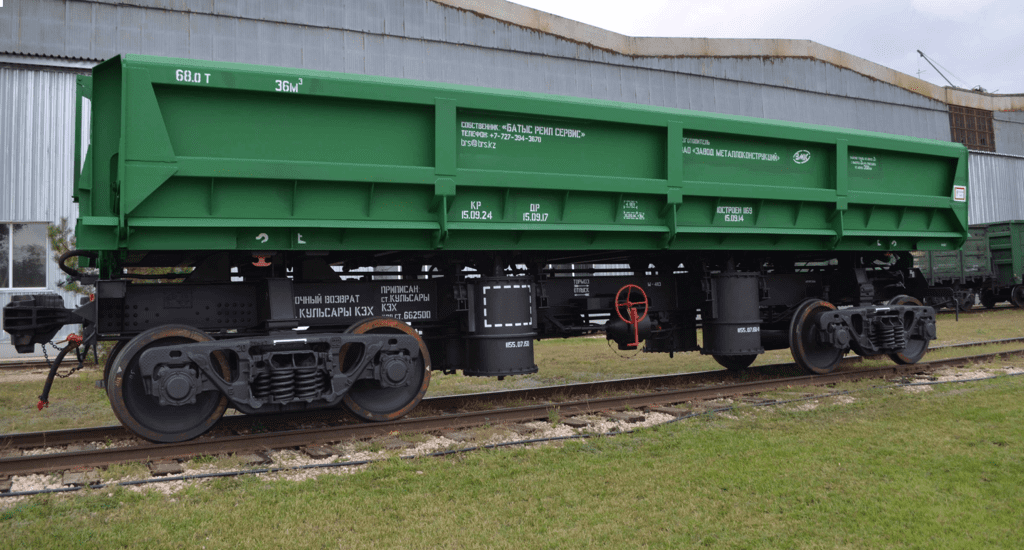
[968,151,1024,225]
[995,111,1024,155]
[0,66,80,359]
[0,67,77,221]
[0,0,954,142]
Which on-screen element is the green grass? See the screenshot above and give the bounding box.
[0,371,114,436]
[2,372,1022,548]
[100,461,150,483]
[933,307,1024,342]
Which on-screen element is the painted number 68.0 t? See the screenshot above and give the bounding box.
[175,69,210,84]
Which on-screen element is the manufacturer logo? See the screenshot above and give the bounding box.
[793,150,811,164]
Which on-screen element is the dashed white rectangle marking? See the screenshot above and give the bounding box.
[481,283,534,328]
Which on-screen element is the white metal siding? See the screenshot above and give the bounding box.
[968,151,1024,225]
[0,67,78,222]
[994,112,1024,155]
[0,66,80,359]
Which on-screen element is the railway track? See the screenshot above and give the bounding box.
[935,305,1018,315]
[0,359,89,371]
[2,337,1023,480]
[3,336,1022,453]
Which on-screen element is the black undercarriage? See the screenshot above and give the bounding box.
[3,249,937,442]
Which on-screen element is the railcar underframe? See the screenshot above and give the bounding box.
[4,248,936,442]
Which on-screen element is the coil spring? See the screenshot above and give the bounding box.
[892,320,906,350]
[875,323,896,350]
[270,369,296,401]
[294,367,322,400]
[253,373,272,400]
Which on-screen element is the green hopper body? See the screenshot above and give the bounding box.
[73,55,970,263]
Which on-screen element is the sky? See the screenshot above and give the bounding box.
[506,0,1023,95]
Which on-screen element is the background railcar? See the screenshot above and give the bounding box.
[917,221,1024,309]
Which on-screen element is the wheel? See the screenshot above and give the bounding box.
[107,325,230,443]
[886,295,929,365]
[981,290,998,309]
[102,340,127,382]
[713,354,756,371]
[340,317,431,422]
[789,299,842,374]
[1012,286,1024,309]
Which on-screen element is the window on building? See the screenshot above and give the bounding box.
[948,105,995,152]
[0,223,48,289]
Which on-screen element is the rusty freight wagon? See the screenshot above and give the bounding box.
[4,55,969,442]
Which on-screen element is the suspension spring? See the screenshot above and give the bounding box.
[270,369,296,401]
[892,320,906,349]
[294,367,322,400]
[875,323,896,350]
[252,372,272,400]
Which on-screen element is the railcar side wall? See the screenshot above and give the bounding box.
[74,55,969,268]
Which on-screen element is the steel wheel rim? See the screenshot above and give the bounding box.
[981,290,998,309]
[108,326,229,443]
[889,337,929,365]
[789,299,842,374]
[340,317,431,422]
[1012,286,1024,308]
[887,295,929,365]
[102,340,127,383]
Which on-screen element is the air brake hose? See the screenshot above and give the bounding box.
[38,336,83,410]
[59,250,187,280]
[58,250,98,280]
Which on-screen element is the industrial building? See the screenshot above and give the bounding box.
[2,0,1023,358]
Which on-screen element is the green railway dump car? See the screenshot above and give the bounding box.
[4,55,969,442]
[918,221,1024,309]
[71,55,967,258]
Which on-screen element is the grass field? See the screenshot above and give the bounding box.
[2,364,1022,548]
